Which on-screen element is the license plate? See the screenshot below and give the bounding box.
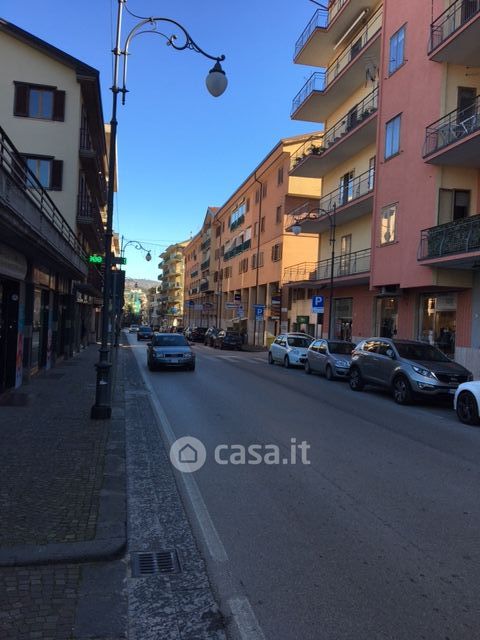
[168,358,179,364]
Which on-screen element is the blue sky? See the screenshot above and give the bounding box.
[3,1,320,279]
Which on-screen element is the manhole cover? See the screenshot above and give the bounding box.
[131,550,181,577]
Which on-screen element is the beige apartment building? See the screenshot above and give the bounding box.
[184,135,323,345]
[158,241,189,328]
[0,18,108,392]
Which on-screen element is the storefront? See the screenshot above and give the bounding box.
[375,297,399,338]
[418,293,457,357]
[332,298,353,341]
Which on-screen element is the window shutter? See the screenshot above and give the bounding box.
[14,84,29,117]
[51,159,63,190]
[53,90,66,121]
[271,245,275,261]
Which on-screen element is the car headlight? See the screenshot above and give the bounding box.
[334,360,350,368]
[412,365,436,379]
[184,353,192,359]
[154,352,165,358]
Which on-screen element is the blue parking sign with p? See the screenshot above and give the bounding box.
[312,295,324,313]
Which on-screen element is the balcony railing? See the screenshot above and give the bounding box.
[291,9,382,115]
[294,0,349,58]
[200,237,211,251]
[230,213,245,231]
[223,238,251,261]
[291,87,378,170]
[418,214,480,260]
[0,125,86,261]
[319,167,374,212]
[79,126,93,152]
[284,248,371,283]
[200,258,210,271]
[423,96,480,157]
[429,0,480,53]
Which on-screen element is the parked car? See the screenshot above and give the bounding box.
[268,333,314,368]
[213,330,242,350]
[454,381,480,425]
[147,333,195,371]
[204,327,220,347]
[185,326,208,342]
[305,339,356,379]
[349,338,473,404]
[137,326,153,341]
[128,324,139,333]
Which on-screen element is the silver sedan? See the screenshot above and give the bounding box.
[305,339,355,380]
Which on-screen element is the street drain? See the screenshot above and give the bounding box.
[131,550,181,577]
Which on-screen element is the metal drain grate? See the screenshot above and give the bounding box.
[131,550,181,577]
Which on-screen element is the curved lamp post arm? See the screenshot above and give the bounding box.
[120,16,226,104]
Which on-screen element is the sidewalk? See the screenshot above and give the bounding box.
[0,344,126,566]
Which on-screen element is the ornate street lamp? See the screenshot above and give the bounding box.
[91,0,227,419]
[291,203,336,340]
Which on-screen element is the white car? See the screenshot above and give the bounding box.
[268,333,314,368]
[454,381,480,425]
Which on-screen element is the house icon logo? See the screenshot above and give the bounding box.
[170,437,206,473]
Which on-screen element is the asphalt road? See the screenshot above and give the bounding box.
[128,334,480,640]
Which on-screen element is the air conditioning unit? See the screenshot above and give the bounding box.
[378,285,402,297]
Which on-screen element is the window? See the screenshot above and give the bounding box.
[276,206,282,224]
[389,25,406,75]
[23,155,63,190]
[239,258,249,274]
[252,252,264,269]
[262,182,268,198]
[380,203,397,244]
[271,243,283,262]
[385,115,401,159]
[215,225,221,238]
[255,189,260,204]
[246,198,250,212]
[277,167,284,186]
[438,189,470,224]
[260,216,265,233]
[14,83,65,121]
[254,221,259,237]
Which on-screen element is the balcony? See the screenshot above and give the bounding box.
[201,258,210,271]
[429,0,480,64]
[200,277,214,293]
[423,96,480,167]
[223,239,251,261]
[291,87,378,178]
[190,269,199,278]
[200,237,211,252]
[287,168,374,234]
[230,213,245,231]
[284,248,371,286]
[291,9,382,123]
[418,214,480,268]
[294,0,380,67]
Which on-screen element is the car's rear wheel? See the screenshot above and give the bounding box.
[392,375,413,405]
[349,367,364,391]
[456,390,480,425]
[325,364,334,381]
[284,356,290,368]
[305,360,312,375]
[268,352,274,365]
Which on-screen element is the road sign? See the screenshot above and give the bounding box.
[112,256,127,265]
[237,305,244,318]
[312,295,324,313]
[255,306,264,319]
[226,302,239,309]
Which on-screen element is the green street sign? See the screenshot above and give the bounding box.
[112,256,127,265]
[89,255,104,264]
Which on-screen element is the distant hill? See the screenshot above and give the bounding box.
[124,277,158,292]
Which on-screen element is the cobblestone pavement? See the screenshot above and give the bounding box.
[0,346,109,547]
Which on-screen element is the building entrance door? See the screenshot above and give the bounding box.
[0,279,20,394]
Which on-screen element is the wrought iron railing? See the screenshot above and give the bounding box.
[291,87,378,170]
[223,238,251,261]
[230,213,245,231]
[423,95,480,156]
[294,0,350,58]
[284,248,371,282]
[418,214,480,259]
[429,0,480,53]
[200,258,210,271]
[79,126,93,152]
[0,125,86,260]
[200,237,211,251]
[291,9,382,115]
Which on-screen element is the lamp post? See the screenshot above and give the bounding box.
[291,203,336,340]
[91,0,227,419]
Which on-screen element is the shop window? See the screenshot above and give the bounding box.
[376,297,398,338]
[333,298,353,341]
[419,294,456,356]
[438,189,470,225]
[380,203,397,244]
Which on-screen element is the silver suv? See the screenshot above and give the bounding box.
[349,338,472,404]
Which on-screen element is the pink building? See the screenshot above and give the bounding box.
[289,0,480,375]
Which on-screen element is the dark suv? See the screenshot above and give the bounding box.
[213,330,242,350]
[349,338,472,404]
